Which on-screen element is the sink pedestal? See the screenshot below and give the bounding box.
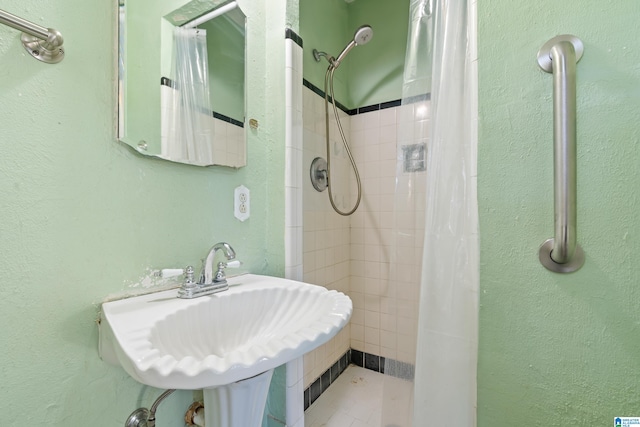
[203,369,274,427]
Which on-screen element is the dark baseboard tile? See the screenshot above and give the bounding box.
[303,349,351,410]
[303,348,415,411]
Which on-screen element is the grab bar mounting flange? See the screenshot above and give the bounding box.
[539,238,584,274]
[537,35,583,72]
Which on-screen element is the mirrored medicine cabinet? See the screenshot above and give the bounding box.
[118,0,246,167]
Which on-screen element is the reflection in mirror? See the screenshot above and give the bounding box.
[118,0,246,167]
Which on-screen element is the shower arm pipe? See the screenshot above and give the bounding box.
[537,35,585,273]
[324,65,362,216]
[0,9,64,64]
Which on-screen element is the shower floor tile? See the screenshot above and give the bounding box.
[305,365,382,427]
[304,365,413,427]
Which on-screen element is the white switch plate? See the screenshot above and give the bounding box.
[234,185,250,221]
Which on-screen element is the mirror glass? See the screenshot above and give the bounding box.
[118,0,246,167]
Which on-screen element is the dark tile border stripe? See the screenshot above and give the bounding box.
[160,77,244,128]
[304,350,351,410]
[351,350,415,381]
[381,99,403,110]
[302,79,352,115]
[285,28,303,48]
[302,78,428,117]
[213,112,244,128]
[303,348,415,411]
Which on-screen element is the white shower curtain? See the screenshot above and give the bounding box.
[382,0,478,425]
[413,0,478,424]
[164,27,215,165]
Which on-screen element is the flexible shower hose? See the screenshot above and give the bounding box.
[323,66,362,216]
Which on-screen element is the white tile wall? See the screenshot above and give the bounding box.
[349,100,428,365]
[301,86,430,387]
[285,38,304,282]
[213,119,246,168]
[302,85,352,386]
[285,37,305,427]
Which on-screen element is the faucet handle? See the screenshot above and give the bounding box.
[177,266,199,299]
[183,266,196,288]
[213,260,243,284]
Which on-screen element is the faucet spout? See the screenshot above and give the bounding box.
[177,242,238,299]
[200,242,236,284]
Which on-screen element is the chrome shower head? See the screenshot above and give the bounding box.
[353,25,373,46]
[312,25,374,69]
[332,24,374,69]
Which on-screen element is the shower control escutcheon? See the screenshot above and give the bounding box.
[310,157,328,192]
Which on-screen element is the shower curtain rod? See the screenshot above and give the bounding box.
[181,1,237,28]
[0,8,65,64]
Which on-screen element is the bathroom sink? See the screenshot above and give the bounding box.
[99,274,352,389]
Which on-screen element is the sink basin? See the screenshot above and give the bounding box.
[99,274,352,390]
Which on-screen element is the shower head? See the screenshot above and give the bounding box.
[311,24,374,69]
[332,25,373,69]
[353,25,373,46]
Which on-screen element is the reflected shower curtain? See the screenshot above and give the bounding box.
[164,27,215,164]
[382,0,478,425]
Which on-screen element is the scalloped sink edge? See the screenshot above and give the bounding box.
[98,274,352,389]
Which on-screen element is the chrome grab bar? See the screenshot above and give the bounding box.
[537,35,585,273]
[0,9,64,64]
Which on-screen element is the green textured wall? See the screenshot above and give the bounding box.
[478,1,640,425]
[0,0,286,426]
[299,0,408,109]
[299,0,350,105]
[346,0,408,107]
[202,12,245,122]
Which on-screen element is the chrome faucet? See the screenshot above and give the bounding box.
[178,242,237,299]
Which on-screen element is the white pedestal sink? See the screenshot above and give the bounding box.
[98,274,352,427]
[203,369,273,426]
